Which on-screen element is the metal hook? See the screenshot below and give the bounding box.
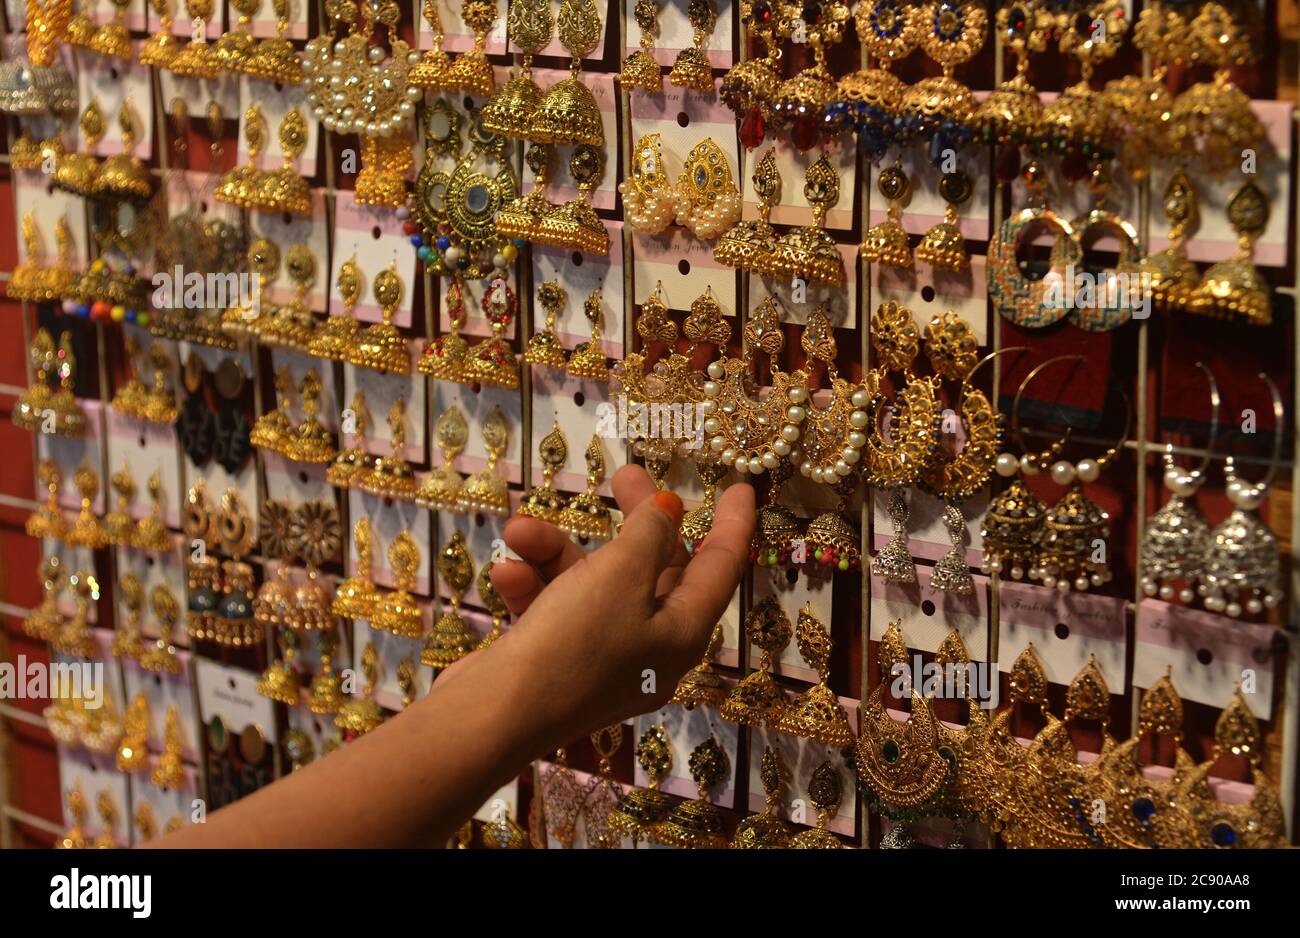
[1010,355,1084,459]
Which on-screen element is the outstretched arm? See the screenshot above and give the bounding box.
[149,466,754,848]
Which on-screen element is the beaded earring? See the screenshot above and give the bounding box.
[557,436,613,542]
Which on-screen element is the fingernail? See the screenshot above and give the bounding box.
[653,490,684,527]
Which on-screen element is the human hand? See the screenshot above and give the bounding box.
[481,464,754,750]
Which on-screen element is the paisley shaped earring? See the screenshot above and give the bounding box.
[720,597,791,728]
[732,746,794,848]
[416,406,470,511]
[518,422,569,524]
[482,0,554,134]
[776,604,855,747]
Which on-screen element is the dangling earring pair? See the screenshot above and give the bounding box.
[979,356,1117,593]
[527,285,610,383]
[620,134,742,239]
[517,423,613,542]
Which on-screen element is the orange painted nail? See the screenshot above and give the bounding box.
[653,490,684,527]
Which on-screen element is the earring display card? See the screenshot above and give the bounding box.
[869,148,991,243]
[250,0,309,38]
[710,589,744,669]
[871,486,986,567]
[1146,101,1293,268]
[630,226,739,317]
[74,51,153,157]
[39,398,106,516]
[998,582,1128,692]
[127,771,201,845]
[431,380,524,485]
[106,409,184,531]
[747,726,859,837]
[636,705,738,806]
[342,365,428,462]
[746,244,860,327]
[529,369,623,496]
[57,750,132,847]
[536,760,633,848]
[350,620,431,713]
[530,228,626,356]
[347,490,432,594]
[422,0,509,54]
[156,72,241,124]
[873,255,991,346]
[52,638,124,709]
[249,196,332,312]
[434,511,507,612]
[750,572,835,682]
[474,780,520,828]
[869,570,990,662]
[12,175,88,271]
[262,452,333,504]
[122,654,200,763]
[114,543,188,645]
[623,0,734,66]
[235,76,319,177]
[193,656,280,748]
[740,141,856,232]
[1134,601,1276,719]
[330,191,419,327]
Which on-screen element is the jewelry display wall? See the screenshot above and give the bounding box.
[1,0,1298,850]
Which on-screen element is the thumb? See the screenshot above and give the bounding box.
[590,490,686,606]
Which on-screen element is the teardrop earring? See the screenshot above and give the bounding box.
[731,745,794,848]
[459,405,512,517]
[524,279,570,369]
[1140,363,1220,605]
[1201,372,1285,617]
[518,422,569,524]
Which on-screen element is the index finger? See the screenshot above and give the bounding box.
[660,482,755,639]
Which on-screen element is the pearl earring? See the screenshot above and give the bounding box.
[1140,362,1219,605]
[1201,373,1285,618]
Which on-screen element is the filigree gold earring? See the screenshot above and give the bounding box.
[621,133,677,234]
[410,0,455,89]
[309,629,346,715]
[771,156,846,285]
[332,519,380,621]
[1016,358,1126,594]
[920,330,1024,594]
[1202,373,1285,617]
[529,0,604,146]
[790,761,845,849]
[26,557,65,642]
[65,465,107,550]
[467,271,521,389]
[151,706,185,790]
[519,422,569,524]
[419,276,472,384]
[93,792,119,849]
[372,531,423,638]
[310,254,364,360]
[768,0,850,150]
[668,0,717,92]
[620,0,663,93]
[476,565,509,651]
[59,788,89,849]
[525,279,570,369]
[481,0,553,134]
[732,746,793,848]
[777,604,854,747]
[609,723,673,844]
[116,691,152,773]
[558,436,612,541]
[287,371,338,465]
[328,391,376,489]
[656,734,731,849]
[721,597,791,728]
[447,0,498,96]
[417,406,470,511]
[335,644,384,739]
[541,747,584,848]
[566,290,609,382]
[140,585,182,673]
[581,725,625,848]
[459,405,512,517]
[422,532,479,669]
[134,472,172,553]
[349,263,411,375]
[356,398,418,501]
[714,148,781,275]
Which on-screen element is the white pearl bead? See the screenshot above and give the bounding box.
[748,457,763,475]
[1050,460,1076,486]
[734,457,749,474]
[1057,579,1071,593]
[1076,458,1100,483]
[787,405,806,423]
[709,436,725,452]
[720,448,735,464]
[849,431,866,448]
[835,460,851,476]
[1042,575,1057,588]
[843,447,860,464]
[800,460,813,477]
[1159,584,1174,600]
[707,361,724,380]
[1247,598,1262,614]
[811,467,824,483]
[850,410,869,428]
[773,440,790,457]
[1020,457,1039,476]
[704,417,720,434]
[1075,577,1089,592]
[788,386,808,403]
[781,425,800,443]
[702,381,719,398]
[761,452,778,469]
[701,400,716,415]
[1010,566,1023,580]
[1142,580,1157,596]
[1178,588,1194,603]
[851,389,870,408]
[995,453,1019,478]
[1226,602,1241,618]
